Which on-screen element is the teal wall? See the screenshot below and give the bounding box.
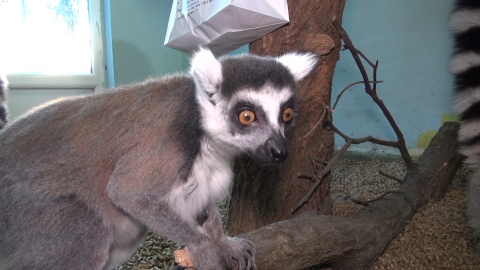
[331,0,455,155]
[106,0,189,87]
[105,0,249,88]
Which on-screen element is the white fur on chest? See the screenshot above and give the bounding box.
[168,139,234,231]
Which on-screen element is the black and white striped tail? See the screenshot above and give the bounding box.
[450,0,480,238]
[0,75,8,130]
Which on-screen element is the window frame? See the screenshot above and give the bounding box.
[5,0,105,91]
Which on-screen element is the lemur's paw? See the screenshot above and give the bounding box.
[187,241,234,270]
[226,237,256,270]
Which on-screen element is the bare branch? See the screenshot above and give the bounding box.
[293,19,418,213]
[301,105,330,139]
[292,139,352,213]
[353,47,377,69]
[346,190,404,206]
[332,19,416,170]
[373,60,379,93]
[298,174,315,183]
[332,80,383,111]
[329,122,399,148]
[312,159,329,165]
[378,170,404,184]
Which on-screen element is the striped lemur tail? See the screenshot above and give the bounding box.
[450,0,480,238]
[0,75,8,130]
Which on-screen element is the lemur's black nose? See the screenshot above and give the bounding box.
[265,138,288,162]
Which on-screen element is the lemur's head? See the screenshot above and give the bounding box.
[190,48,318,165]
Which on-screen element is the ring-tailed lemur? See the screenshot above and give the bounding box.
[450,0,480,239]
[0,48,318,270]
[0,75,8,130]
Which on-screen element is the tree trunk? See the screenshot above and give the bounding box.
[226,0,347,235]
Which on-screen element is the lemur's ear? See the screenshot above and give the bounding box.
[190,48,223,97]
[276,52,319,82]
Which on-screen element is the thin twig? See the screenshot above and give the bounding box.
[332,80,383,111]
[312,159,329,165]
[346,190,404,206]
[298,174,315,183]
[378,170,404,184]
[373,60,379,93]
[311,159,322,176]
[330,122,399,147]
[354,48,376,68]
[301,105,329,139]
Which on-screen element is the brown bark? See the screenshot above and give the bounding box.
[238,122,463,270]
[226,0,346,235]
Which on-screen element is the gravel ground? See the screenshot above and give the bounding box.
[117,159,480,270]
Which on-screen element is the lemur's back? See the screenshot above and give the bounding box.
[0,74,200,203]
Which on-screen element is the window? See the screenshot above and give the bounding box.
[0,0,105,89]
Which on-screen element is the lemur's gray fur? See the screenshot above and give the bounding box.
[0,48,317,270]
[450,0,480,240]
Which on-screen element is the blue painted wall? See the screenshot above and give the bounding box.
[106,0,189,87]
[105,0,249,88]
[331,0,455,155]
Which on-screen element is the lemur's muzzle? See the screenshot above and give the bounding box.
[251,131,289,165]
[265,137,288,163]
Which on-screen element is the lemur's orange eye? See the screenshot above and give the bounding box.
[238,110,255,125]
[282,107,294,123]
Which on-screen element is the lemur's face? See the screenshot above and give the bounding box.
[190,48,318,164]
[221,85,296,164]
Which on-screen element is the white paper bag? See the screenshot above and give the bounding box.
[164,0,289,56]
